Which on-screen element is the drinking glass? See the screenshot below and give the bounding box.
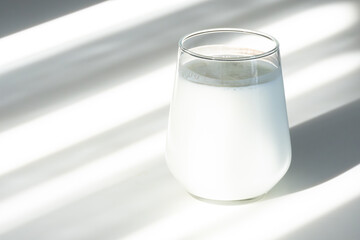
[166,28,291,201]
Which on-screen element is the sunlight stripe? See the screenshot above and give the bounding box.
[0,131,166,234]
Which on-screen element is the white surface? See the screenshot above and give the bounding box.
[0,0,359,239]
[167,59,291,200]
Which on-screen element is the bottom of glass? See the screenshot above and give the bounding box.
[188,191,266,205]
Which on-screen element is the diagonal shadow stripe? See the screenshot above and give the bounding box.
[0,106,169,200]
[0,0,306,132]
[0,0,105,38]
[266,98,360,199]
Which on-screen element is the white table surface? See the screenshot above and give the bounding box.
[0,0,359,239]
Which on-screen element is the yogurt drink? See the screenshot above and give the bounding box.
[166,52,292,201]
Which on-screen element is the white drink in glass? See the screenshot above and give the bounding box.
[166,47,291,201]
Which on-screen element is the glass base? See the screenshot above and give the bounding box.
[188,192,265,205]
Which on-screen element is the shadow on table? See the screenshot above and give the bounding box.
[266,98,360,199]
[275,194,360,240]
[0,158,186,240]
[0,106,169,199]
[0,0,105,38]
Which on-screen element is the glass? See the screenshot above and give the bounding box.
[166,28,292,201]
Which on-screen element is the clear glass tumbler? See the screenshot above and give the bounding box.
[166,28,291,201]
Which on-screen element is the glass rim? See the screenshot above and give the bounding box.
[179,28,280,61]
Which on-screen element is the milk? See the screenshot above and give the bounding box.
[166,57,291,201]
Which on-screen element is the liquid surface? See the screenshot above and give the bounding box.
[182,58,277,86]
